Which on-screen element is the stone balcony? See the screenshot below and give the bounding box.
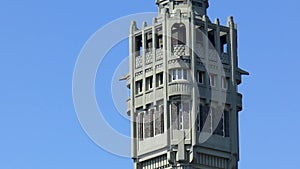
[173,44,186,57]
[168,82,191,97]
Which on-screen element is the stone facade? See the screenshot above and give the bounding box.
[123,0,248,168]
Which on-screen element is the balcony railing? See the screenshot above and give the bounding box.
[173,44,186,57]
[145,50,153,65]
[220,53,230,65]
[168,82,191,96]
[135,55,143,69]
[155,48,163,61]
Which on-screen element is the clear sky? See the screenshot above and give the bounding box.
[0,0,299,169]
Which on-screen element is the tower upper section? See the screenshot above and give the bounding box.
[156,0,209,16]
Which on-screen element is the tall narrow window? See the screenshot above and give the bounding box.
[199,105,205,131]
[209,74,217,87]
[149,109,154,137]
[160,105,164,133]
[156,72,164,87]
[183,69,188,80]
[182,102,190,129]
[198,71,205,84]
[138,113,144,140]
[172,101,190,130]
[208,108,213,133]
[179,103,183,130]
[158,34,163,48]
[197,111,200,132]
[222,76,229,90]
[171,102,179,130]
[172,23,186,57]
[224,110,230,137]
[155,104,164,135]
[200,105,211,133]
[213,108,224,136]
[144,111,150,138]
[172,70,176,81]
[220,33,228,54]
[178,69,183,80]
[135,35,143,56]
[146,32,153,52]
[136,80,143,94]
[144,109,154,138]
[208,30,216,49]
[155,28,163,49]
[171,23,186,46]
[146,76,153,91]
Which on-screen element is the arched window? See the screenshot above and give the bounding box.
[171,23,186,56]
[171,23,186,46]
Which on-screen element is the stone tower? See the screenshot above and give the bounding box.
[123,0,248,168]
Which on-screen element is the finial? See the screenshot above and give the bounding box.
[142,21,148,28]
[152,18,157,25]
[214,18,220,25]
[227,16,234,26]
[130,21,137,33]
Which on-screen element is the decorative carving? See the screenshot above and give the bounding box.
[145,51,153,65]
[155,64,163,69]
[145,68,153,73]
[135,56,143,68]
[135,71,143,77]
[173,44,186,57]
[155,48,163,61]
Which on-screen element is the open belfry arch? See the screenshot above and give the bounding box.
[121,0,248,168]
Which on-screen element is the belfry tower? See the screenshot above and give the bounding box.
[123,0,248,168]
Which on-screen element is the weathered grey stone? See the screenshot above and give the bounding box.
[122,0,248,168]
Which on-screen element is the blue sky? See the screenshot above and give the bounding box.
[0,0,300,169]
